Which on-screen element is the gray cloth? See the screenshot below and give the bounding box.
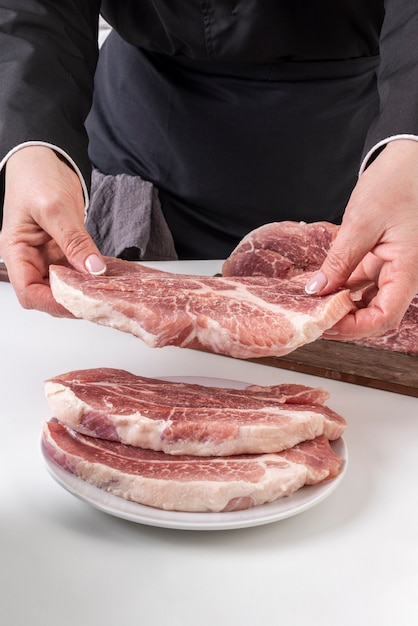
[85,168,178,261]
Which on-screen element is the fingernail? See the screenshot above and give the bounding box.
[322,329,339,335]
[85,254,106,275]
[305,271,328,294]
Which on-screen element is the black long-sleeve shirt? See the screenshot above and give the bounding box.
[1,2,418,256]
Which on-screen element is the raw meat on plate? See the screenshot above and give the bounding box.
[42,422,343,513]
[45,368,346,456]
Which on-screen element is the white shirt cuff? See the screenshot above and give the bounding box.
[359,134,418,175]
[0,141,89,216]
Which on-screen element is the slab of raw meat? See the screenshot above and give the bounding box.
[49,258,354,359]
[353,294,418,355]
[222,221,338,278]
[222,220,418,355]
[45,368,346,456]
[42,421,343,512]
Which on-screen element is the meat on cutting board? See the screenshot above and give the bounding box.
[353,294,418,355]
[42,422,343,512]
[45,368,346,456]
[222,221,339,278]
[49,258,354,359]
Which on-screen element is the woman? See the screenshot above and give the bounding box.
[1,1,418,340]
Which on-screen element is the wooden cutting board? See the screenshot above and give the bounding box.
[252,339,418,398]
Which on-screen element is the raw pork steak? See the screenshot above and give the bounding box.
[45,368,346,456]
[353,294,418,355]
[222,221,338,278]
[49,258,354,359]
[42,422,343,512]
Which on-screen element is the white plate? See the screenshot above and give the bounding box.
[42,376,348,531]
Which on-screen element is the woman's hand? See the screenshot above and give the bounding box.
[305,139,418,340]
[0,145,106,316]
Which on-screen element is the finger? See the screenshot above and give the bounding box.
[305,217,379,296]
[2,251,73,317]
[304,163,385,295]
[344,252,385,290]
[322,305,395,341]
[35,190,107,277]
[21,282,75,318]
[354,284,379,309]
[323,270,414,340]
[54,224,107,277]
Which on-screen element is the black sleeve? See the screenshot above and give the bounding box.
[362,0,418,162]
[0,0,101,188]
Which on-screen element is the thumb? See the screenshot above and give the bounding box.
[305,223,371,295]
[59,226,106,276]
[47,207,107,276]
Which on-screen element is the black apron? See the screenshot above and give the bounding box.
[86,30,380,259]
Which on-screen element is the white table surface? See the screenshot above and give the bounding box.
[1,260,417,626]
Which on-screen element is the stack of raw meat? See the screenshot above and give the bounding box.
[42,368,346,512]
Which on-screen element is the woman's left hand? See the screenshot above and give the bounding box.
[305,139,418,340]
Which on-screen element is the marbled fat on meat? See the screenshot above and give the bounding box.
[46,367,331,408]
[45,368,346,456]
[353,294,418,355]
[42,422,343,512]
[49,258,354,359]
[222,221,339,278]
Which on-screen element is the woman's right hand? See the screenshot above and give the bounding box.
[0,145,106,316]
